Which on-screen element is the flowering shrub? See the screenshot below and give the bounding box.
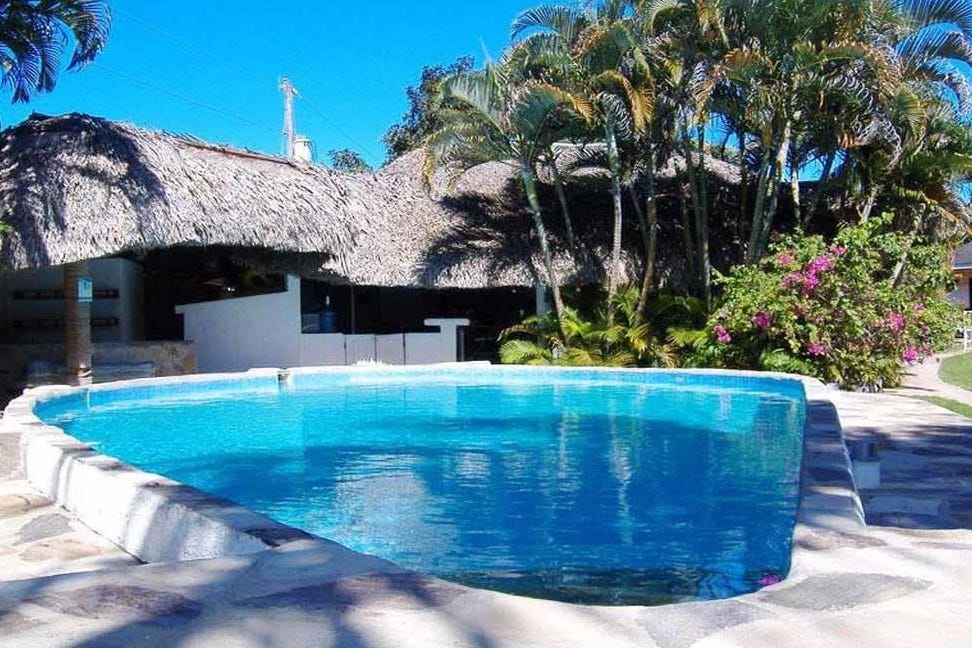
[682,216,961,388]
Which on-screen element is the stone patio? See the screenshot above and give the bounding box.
[0,382,970,647]
[0,479,137,581]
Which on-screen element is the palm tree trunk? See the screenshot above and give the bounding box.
[636,149,659,314]
[757,119,792,256]
[604,120,624,326]
[521,167,566,332]
[747,118,792,263]
[696,127,711,309]
[860,184,880,222]
[679,180,696,291]
[890,236,915,288]
[790,152,801,228]
[64,260,93,385]
[682,124,708,301]
[891,216,921,288]
[738,126,749,254]
[548,157,575,248]
[805,150,834,230]
[746,135,774,264]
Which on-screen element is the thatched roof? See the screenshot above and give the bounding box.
[0,113,740,289]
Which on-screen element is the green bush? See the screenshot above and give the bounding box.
[678,216,960,388]
[499,286,705,368]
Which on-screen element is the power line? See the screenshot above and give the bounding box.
[115,9,381,160]
[91,63,278,135]
[300,96,381,161]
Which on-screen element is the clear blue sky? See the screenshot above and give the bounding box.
[0,1,537,167]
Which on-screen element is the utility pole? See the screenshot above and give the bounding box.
[279,77,298,159]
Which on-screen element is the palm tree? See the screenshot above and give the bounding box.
[839,0,972,224]
[427,62,594,330]
[653,0,899,263]
[512,3,654,323]
[0,0,111,103]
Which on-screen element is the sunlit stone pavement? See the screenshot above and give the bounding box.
[0,390,970,647]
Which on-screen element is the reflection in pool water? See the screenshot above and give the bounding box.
[39,370,805,605]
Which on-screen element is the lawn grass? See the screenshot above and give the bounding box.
[918,396,972,419]
[939,353,972,391]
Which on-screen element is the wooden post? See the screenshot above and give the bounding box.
[64,261,93,385]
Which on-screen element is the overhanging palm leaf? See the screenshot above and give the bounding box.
[0,0,110,102]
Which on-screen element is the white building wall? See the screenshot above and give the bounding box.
[176,276,469,372]
[299,333,345,365]
[176,276,302,373]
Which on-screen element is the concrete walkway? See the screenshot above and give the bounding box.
[0,394,970,647]
[891,353,972,407]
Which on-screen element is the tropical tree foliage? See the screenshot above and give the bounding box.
[499,284,703,367]
[421,0,972,376]
[427,0,970,298]
[327,148,372,173]
[0,0,110,104]
[383,56,475,162]
[426,60,594,328]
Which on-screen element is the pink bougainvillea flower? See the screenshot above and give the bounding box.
[802,272,821,293]
[914,303,926,314]
[777,252,795,266]
[782,272,803,288]
[751,311,772,329]
[903,347,919,363]
[713,324,732,344]
[807,342,827,356]
[806,255,836,276]
[887,312,906,332]
[830,244,846,256]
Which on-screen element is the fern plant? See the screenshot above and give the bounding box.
[499,285,688,368]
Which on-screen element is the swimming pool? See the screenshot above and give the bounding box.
[36,367,806,605]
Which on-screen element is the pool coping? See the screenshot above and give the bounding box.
[0,364,864,596]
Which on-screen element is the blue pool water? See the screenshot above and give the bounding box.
[37,369,806,605]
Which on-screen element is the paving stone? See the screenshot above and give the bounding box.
[14,513,72,544]
[0,494,48,519]
[20,538,106,562]
[26,585,203,626]
[0,609,40,635]
[638,599,772,648]
[793,527,886,551]
[866,512,955,529]
[236,572,466,612]
[759,573,931,611]
[913,541,972,550]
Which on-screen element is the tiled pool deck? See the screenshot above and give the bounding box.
[0,367,970,647]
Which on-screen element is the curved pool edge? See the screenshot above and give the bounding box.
[0,364,864,605]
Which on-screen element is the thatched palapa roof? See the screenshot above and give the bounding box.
[0,113,740,289]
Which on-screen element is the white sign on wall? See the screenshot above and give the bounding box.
[77,277,93,303]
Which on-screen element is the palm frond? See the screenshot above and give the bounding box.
[511,4,585,43]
